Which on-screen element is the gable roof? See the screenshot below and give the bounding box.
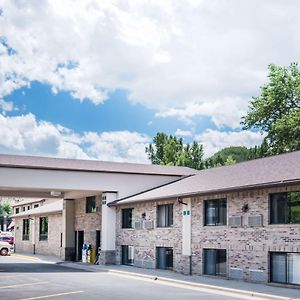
[12,200,63,218]
[112,150,300,205]
[0,154,196,177]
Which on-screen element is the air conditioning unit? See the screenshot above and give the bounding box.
[144,220,154,230]
[248,215,263,227]
[134,221,143,230]
[228,216,242,227]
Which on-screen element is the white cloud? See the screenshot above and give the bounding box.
[175,128,192,138]
[1,1,300,128]
[0,113,150,163]
[196,129,265,158]
[0,98,14,112]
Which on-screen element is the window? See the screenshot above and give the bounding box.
[270,252,300,285]
[270,192,300,224]
[15,208,20,214]
[121,245,134,265]
[39,217,48,241]
[27,205,30,210]
[34,204,39,208]
[156,247,173,270]
[86,196,96,213]
[205,199,227,226]
[22,219,30,241]
[122,208,133,228]
[157,204,173,227]
[22,207,26,212]
[203,249,227,276]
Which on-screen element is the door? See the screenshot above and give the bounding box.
[75,231,84,261]
[156,247,173,270]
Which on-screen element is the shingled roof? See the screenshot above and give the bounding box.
[112,150,300,205]
[0,154,196,176]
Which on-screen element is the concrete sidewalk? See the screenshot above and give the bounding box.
[12,254,300,300]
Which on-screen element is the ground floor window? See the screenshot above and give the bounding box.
[22,219,30,240]
[122,245,134,266]
[203,249,227,276]
[270,252,300,285]
[39,217,48,241]
[156,247,173,270]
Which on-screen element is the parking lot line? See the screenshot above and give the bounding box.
[20,291,84,299]
[0,281,49,289]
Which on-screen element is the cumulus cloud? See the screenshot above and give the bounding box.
[0,113,150,163]
[196,129,265,157]
[1,1,300,128]
[174,128,192,138]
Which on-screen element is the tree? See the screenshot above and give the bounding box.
[145,133,204,169]
[242,63,300,155]
[0,202,12,216]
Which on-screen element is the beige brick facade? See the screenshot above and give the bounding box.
[14,213,62,257]
[74,195,102,248]
[116,184,300,283]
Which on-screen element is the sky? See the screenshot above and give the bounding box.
[0,0,299,163]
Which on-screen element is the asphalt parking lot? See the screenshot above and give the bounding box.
[0,254,248,300]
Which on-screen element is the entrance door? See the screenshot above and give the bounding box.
[75,231,84,261]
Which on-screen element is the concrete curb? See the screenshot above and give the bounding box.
[105,269,295,300]
[58,262,298,300]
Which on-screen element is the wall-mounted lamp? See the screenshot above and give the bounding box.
[242,204,249,213]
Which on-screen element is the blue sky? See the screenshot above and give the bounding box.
[1,1,299,162]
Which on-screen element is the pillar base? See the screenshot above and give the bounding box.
[99,250,116,265]
[62,247,76,261]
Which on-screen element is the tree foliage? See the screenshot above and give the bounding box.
[0,202,12,216]
[145,133,204,170]
[242,63,300,155]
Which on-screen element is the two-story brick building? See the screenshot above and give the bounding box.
[6,151,300,287]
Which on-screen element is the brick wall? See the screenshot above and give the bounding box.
[14,213,62,257]
[116,184,300,283]
[74,195,101,248]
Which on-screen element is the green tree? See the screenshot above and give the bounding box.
[146,133,204,169]
[0,202,12,216]
[242,63,300,155]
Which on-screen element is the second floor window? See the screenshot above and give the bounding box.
[39,217,48,241]
[122,208,133,228]
[205,199,227,226]
[15,207,20,214]
[22,219,30,240]
[157,204,173,227]
[86,196,96,213]
[270,191,300,224]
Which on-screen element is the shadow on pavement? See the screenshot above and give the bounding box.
[0,263,91,273]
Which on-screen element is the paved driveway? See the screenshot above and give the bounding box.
[0,254,246,300]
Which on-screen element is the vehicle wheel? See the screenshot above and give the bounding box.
[0,248,8,256]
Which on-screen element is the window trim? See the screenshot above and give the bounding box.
[39,216,48,241]
[122,208,133,229]
[203,248,227,277]
[157,203,174,228]
[204,198,227,226]
[22,219,30,241]
[269,191,300,225]
[86,196,96,213]
[270,251,300,285]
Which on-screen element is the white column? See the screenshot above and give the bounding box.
[101,192,117,251]
[182,198,192,256]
